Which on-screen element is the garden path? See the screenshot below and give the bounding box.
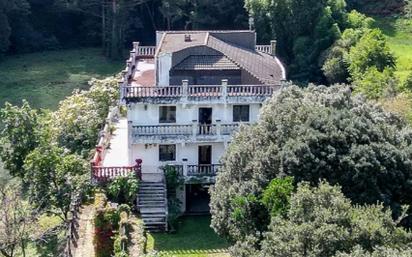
[72,205,95,257]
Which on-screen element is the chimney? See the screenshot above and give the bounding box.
[270,40,277,56]
[184,34,192,42]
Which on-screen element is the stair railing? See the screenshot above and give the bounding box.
[162,171,169,232]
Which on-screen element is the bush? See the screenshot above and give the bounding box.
[107,173,140,206]
[94,192,120,257]
[163,165,184,231]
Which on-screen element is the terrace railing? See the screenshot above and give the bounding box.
[162,164,221,177]
[187,164,222,176]
[90,106,143,182]
[122,83,278,100]
[132,122,245,142]
[136,46,156,57]
[255,45,272,54]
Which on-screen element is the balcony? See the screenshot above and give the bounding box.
[131,122,244,144]
[163,164,222,177]
[122,83,278,104]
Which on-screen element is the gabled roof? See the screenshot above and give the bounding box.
[156,31,286,84]
[173,55,240,71]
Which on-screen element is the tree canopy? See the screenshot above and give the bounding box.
[210,85,412,245]
[230,181,412,256]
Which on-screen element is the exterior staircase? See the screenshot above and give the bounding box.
[137,181,168,232]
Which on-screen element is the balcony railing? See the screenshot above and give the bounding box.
[132,123,243,143]
[162,164,222,177]
[123,84,277,99]
[255,45,272,54]
[136,46,156,57]
[187,164,221,176]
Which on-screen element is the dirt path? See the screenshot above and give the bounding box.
[72,205,95,257]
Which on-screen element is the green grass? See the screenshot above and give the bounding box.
[375,16,412,82]
[0,48,123,110]
[146,216,230,257]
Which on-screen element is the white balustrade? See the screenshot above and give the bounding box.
[123,84,277,99]
[255,45,272,54]
[137,46,156,57]
[132,123,244,141]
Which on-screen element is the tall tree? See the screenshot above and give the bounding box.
[210,85,412,244]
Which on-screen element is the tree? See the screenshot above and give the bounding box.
[23,146,88,220]
[245,0,347,82]
[254,182,412,257]
[53,77,119,156]
[335,246,412,257]
[0,0,11,54]
[210,85,412,243]
[352,67,398,99]
[322,11,375,84]
[0,183,38,257]
[405,0,412,19]
[348,29,396,78]
[0,101,41,179]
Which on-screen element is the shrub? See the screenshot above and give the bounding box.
[107,173,140,206]
[94,192,120,257]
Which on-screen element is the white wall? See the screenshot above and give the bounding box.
[156,53,172,86]
[128,103,262,125]
[131,142,226,174]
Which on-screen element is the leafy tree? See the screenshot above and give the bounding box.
[402,72,412,91]
[0,101,41,179]
[254,182,412,257]
[23,145,88,220]
[352,67,398,99]
[0,0,11,54]
[348,29,396,77]
[405,0,412,19]
[322,11,375,84]
[210,85,412,243]
[245,0,347,82]
[335,246,412,257]
[260,177,294,217]
[0,183,38,257]
[53,77,119,156]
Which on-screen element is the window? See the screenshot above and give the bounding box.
[233,105,250,122]
[159,106,176,123]
[159,145,176,161]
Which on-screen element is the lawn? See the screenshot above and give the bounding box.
[375,16,412,82]
[146,216,230,257]
[0,48,123,110]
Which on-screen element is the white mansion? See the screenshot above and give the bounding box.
[92,30,286,231]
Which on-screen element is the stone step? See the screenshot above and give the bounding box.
[138,196,165,200]
[140,208,166,214]
[141,213,166,218]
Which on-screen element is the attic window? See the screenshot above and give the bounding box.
[184,34,191,42]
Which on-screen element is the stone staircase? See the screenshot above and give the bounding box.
[137,181,168,232]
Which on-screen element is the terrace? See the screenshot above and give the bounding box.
[132,122,245,144]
